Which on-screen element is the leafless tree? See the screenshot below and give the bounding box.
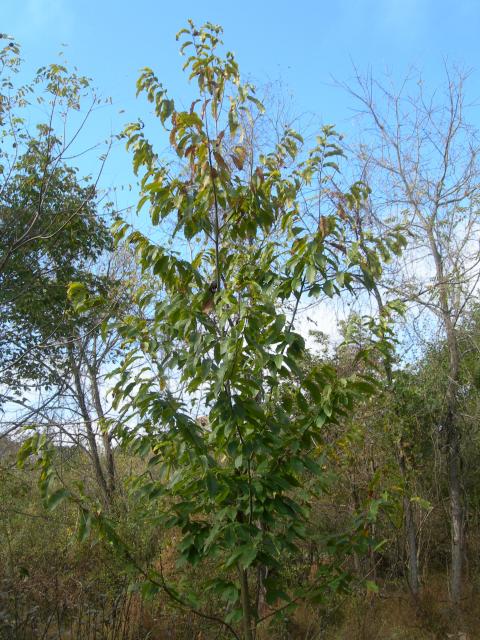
[343,65,480,606]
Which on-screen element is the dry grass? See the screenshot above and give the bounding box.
[315,575,480,640]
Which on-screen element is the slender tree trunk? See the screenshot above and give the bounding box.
[350,476,363,575]
[428,230,464,605]
[255,563,268,621]
[399,449,420,596]
[68,346,110,506]
[449,427,463,604]
[368,452,378,583]
[405,499,420,596]
[238,565,254,640]
[88,362,116,496]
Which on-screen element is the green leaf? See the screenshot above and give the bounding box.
[78,508,91,543]
[206,472,219,497]
[46,488,69,511]
[140,580,160,600]
[273,354,284,370]
[239,545,257,569]
[366,580,379,594]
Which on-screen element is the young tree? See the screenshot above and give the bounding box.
[84,22,405,638]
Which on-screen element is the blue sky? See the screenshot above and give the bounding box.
[3,0,480,214]
[2,1,478,346]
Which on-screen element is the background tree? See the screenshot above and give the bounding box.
[343,67,480,606]
[0,35,130,506]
